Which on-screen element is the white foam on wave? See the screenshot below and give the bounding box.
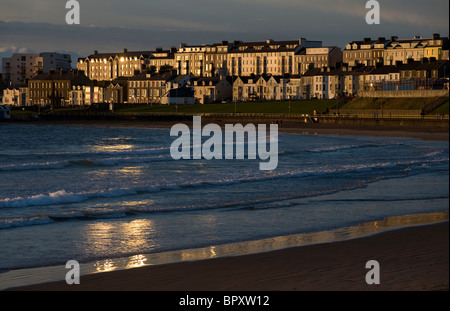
[1,154,445,210]
[0,189,143,209]
[0,215,54,229]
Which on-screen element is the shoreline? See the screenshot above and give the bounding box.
[5,212,449,291]
[8,221,448,291]
[4,118,449,141]
[2,119,448,291]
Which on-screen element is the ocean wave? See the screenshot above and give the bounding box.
[2,154,445,210]
[0,210,134,230]
[0,146,171,158]
[0,155,174,172]
[308,143,381,153]
[0,189,143,209]
[0,215,54,229]
[0,156,447,230]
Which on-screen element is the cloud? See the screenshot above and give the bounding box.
[1,1,447,73]
[0,20,265,71]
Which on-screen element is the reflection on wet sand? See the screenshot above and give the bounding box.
[89,211,448,274]
[1,211,447,290]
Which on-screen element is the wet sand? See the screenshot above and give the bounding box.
[9,222,448,291]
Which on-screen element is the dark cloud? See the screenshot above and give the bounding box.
[0,0,448,72]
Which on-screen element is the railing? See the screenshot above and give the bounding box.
[42,110,449,121]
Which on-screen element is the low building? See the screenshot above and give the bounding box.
[233,74,303,101]
[2,88,20,106]
[161,86,195,105]
[302,65,375,99]
[191,76,232,104]
[28,70,91,107]
[105,80,128,104]
[68,86,85,106]
[3,84,32,106]
[127,71,183,104]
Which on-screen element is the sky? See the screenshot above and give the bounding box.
[0,0,449,71]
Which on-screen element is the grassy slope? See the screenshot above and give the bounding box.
[10,97,449,117]
[115,99,343,115]
[339,97,441,110]
[430,100,449,114]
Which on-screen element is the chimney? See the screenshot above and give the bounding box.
[170,46,177,54]
[376,62,383,68]
[156,47,163,53]
[123,48,128,54]
[391,36,398,42]
[432,33,440,40]
[93,50,98,55]
[180,43,187,48]
[429,57,437,62]
[378,37,386,42]
[407,58,414,64]
[221,40,229,46]
[363,37,372,43]
[421,57,429,64]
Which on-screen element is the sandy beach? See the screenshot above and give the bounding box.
[22,118,449,141]
[9,221,448,291]
[3,120,448,292]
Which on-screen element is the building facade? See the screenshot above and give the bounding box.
[233,74,303,101]
[77,49,153,81]
[227,38,322,77]
[295,46,343,74]
[344,34,449,67]
[2,52,72,85]
[192,76,232,104]
[28,70,91,107]
[149,47,177,73]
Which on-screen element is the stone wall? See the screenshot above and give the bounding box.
[358,90,449,98]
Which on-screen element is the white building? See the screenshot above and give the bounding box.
[2,52,72,85]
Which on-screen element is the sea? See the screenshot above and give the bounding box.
[0,122,448,289]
